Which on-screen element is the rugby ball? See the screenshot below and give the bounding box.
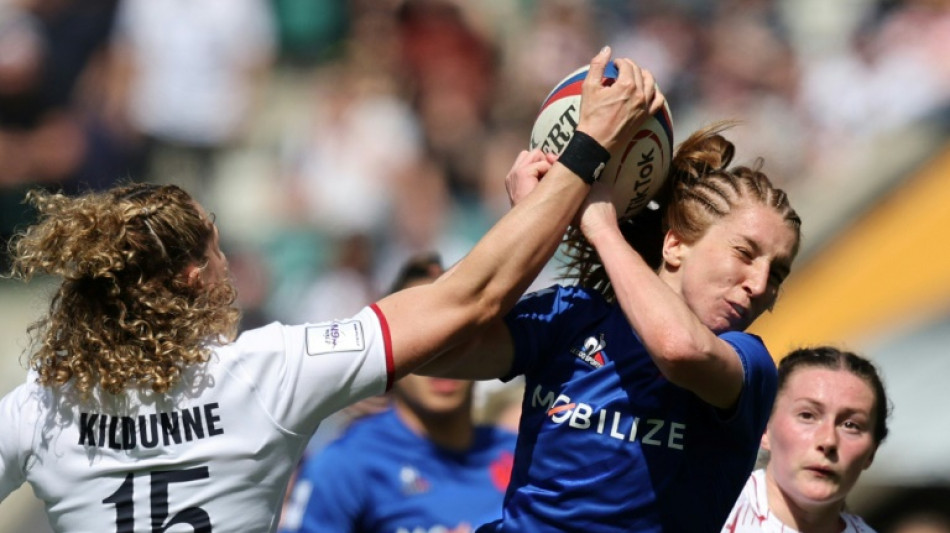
[529,62,674,219]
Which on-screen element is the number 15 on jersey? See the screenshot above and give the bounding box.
[103,467,212,532]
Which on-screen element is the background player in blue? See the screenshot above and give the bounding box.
[0,48,667,532]
[281,253,516,533]
[419,124,803,532]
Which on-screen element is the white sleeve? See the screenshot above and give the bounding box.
[0,384,29,501]
[220,306,392,437]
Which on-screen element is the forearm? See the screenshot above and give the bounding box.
[378,47,660,379]
[442,162,587,324]
[586,225,741,406]
[377,162,587,380]
[589,227,708,356]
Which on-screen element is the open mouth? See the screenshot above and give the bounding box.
[804,466,836,479]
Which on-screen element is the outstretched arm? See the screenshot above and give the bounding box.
[397,54,667,381]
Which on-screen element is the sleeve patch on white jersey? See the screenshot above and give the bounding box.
[306,320,365,355]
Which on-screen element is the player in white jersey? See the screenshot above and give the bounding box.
[722,346,890,533]
[0,47,667,533]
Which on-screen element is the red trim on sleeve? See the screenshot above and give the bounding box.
[369,303,395,391]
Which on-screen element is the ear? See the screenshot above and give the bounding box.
[760,429,771,452]
[183,264,203,288]
[662,230,687,268]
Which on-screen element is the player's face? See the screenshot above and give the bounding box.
[663,202,796,333]
[394,374,474,419]
[763,368,878,510]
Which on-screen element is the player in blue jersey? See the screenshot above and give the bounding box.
[0,48,667,532]
[280,253,516,533]
[419,124,803,532]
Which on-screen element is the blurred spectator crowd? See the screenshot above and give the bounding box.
[1,0,949,331]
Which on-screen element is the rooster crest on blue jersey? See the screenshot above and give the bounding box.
[571,334,606,368]
[399,465,430,495]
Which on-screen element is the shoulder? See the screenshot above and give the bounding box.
[721,470,774,532]
[842,512,877,533]
[300,412,402,476]
[719,331,776,377]
[220,321,288,362]
[719,332,770,360]
[735,469,769,507]
[510,284,610,319]
[0,381,36,439]
[0,378,56,493]
[0,377,53,425]
[475,424,518,450]
[230,307,383,354]
[317,411,399,456]
[222,308,384,373]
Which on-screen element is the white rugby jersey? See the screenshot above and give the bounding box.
[0,306,392,533]
[722,469,877,533]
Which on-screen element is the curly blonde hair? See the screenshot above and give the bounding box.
[6,184,240,396]
[562,122,802,301]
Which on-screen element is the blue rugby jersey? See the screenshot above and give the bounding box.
[478,284,778,533]
[282,409,516,533]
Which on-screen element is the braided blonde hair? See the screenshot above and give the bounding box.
[562,122,802,301]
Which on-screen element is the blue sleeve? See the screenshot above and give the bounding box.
[283,443,367,533]
[501,285,593,381]
[719,331,778,440]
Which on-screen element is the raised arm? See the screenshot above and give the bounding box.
[589,215,744,408]
[375,50,666,380]
[401,55,668,381]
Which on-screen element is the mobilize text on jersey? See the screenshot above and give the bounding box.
[78,402,224,450]
[532,385,686,449]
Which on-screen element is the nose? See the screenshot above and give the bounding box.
[742,261,770,297]
[815,419,839,457]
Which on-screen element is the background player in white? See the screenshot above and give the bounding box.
[722,346,890,533]
[0,47,666,533]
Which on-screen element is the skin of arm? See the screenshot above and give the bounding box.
[376,154,584,381]
[578,187,745,409]
[411,55,667,382]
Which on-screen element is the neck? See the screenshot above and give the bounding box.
[393,401,474,451]
[765,470,845,533]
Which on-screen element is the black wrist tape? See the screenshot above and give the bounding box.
[559,131,610,184]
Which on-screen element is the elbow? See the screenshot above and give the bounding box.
[470,292,505,329]
[647,330,715,385]
[443,271,511,328]
[445,281,506,331]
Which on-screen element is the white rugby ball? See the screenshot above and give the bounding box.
[529,62,673,219]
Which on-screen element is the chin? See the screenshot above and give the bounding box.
[425,399,468,414]
[706,318,733,334]
[796,482,844,506]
